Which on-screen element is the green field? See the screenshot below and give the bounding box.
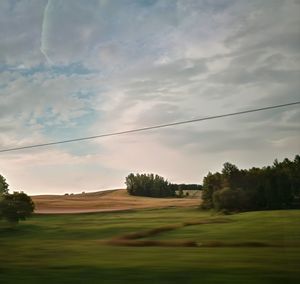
[1,208,300,284]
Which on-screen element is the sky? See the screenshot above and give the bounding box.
[0,0,299,195]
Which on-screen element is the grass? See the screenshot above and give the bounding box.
[0,208,300,283]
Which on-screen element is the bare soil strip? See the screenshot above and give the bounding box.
[107,218,281,248]
[107,239,199,247]
[107,218,231,247]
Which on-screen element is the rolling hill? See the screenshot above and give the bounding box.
[32,189,201,214]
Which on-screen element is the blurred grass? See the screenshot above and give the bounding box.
[0,208,300,283]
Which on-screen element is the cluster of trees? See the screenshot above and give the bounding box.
[0,174,35,224]
[202,155,300,212]
[125,173,176,197]
[125,173,202,198]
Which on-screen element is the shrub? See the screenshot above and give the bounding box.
[213,187,241,211]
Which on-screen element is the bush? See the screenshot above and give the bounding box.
[213,187,240,211]
[212,187,250,212]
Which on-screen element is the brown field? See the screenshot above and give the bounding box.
[32,189,201,214]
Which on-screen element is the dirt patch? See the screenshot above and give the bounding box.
[106,218,232,247]
[114,225,181,241]
[182,218,230,226]
[107,239,198,247]
[199,241,277,247]
[106,218,280,248]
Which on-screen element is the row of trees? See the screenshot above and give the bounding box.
[0,174,34,224]
[171,183,202,198]
[202,155,300,212]
[171,184,202,191]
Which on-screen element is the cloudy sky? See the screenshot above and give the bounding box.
[0,0,299,195]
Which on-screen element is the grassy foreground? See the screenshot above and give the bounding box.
[0,208,300,283]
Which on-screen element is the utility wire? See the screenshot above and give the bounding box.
[0,101,299,153]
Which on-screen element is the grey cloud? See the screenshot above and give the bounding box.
[212,1,299,78]
[124,57,208,94]
[0,71,102,149]
[0,0,46,66]
[153,128,266,153]
[146,58,208,81]
[209,67,300,86]
[38,0,180,67]
[135,103,183,126]
[47,0,300,159]
[153,113,300,154]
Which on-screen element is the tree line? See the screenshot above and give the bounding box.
[172,184,202,191]
[0,174,34,224]
[125,173,201,198]
[201,155,300,212]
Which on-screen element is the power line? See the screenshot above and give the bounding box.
[0,101,299,153]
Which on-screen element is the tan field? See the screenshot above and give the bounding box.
[32,189,201,214]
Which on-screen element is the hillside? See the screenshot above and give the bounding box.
[32,189,201,214]
[1,208,299,283]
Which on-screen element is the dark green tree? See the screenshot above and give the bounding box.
[0,174,9,195]
[201,172,222,209]
[0,192,35,224]
[221,162,240,189]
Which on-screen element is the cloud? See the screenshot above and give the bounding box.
[0,0,299,194]
[0,0,47,66]
[0,70,106,151]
